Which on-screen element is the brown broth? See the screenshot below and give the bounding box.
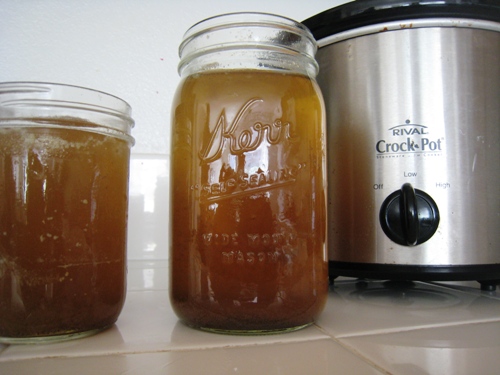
[170,70,328,333]
[0,124,131,339]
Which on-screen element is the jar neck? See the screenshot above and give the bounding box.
[178,12,319,78]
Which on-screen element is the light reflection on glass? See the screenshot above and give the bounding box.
[142,269,155,289]
[127,156,169,260]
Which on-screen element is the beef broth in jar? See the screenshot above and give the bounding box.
[0,83,134,343]
[170,13,328,334]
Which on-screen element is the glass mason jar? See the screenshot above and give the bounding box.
[170,13,328,334]
[0,82,134,343]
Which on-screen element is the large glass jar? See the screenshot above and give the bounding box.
[0,82,134,343]
[170,13,328,334]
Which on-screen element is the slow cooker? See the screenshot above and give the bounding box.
[303,0,500,290]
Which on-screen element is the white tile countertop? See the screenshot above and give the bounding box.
[1,259,500,375]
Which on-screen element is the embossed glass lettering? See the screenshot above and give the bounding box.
[199,98,297,163]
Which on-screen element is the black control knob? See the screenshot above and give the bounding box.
[380,183,440,246]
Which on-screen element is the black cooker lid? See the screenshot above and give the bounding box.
[303,0,500,40]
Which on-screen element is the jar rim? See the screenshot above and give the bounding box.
[0,81,135,144]
[182,12,315,42]
[178,12,318,77]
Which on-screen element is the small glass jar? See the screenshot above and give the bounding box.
[170,13,328,334]
[0,82,134,343]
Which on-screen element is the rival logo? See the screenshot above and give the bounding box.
[389,122,428,136]
[376,120,444,155]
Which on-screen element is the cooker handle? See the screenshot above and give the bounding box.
[400,183,419,246]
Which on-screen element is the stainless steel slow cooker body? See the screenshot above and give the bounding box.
[304,0,500,289]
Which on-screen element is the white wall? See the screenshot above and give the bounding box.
[1,0,348,154]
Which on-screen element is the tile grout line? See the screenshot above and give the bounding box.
[0,334,336,363]
[313,323,393,375]
[320,317,500,340]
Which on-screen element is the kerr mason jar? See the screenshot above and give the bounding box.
[170,13,328,334]
[0,82,134,343]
